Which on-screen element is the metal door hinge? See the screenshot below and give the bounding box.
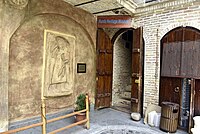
[135,79,140,84]
[131,98,138,103]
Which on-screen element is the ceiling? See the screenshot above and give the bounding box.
[63,0,145,16]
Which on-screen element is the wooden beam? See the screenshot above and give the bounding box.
[2,106,88,133]
[47,109,87,123]
[49,119,88,134]
[93,7,124,14]
[1,122,43,134]
[75,0,101,6]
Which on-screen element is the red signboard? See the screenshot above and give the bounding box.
[97,15,132,28]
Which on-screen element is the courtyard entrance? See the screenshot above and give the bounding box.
[95,27,144,115]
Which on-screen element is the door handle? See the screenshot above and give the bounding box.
[174,86,179,93]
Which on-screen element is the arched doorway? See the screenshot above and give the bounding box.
[95,27,144,115]
[160,26,200,131]
[111,28,144,114]
[111,29,133,113]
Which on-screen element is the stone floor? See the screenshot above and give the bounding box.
[9,107,188,134]
[70,108,187,134]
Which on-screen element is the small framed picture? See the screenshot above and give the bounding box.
[77,63,86,73]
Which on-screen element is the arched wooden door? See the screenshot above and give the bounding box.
[131,27,143,114]
[160,26,200,131]
[95,29,113,109]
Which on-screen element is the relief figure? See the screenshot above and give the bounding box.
[43,30,75,97]
[50,36,70,84]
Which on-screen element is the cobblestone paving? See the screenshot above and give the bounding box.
[71,107,187,134]
[99,129,153,134]
[9,106,188,134]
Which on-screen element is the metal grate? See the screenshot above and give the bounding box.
[180,78,191,128]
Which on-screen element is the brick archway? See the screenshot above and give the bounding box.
[111,28,134,44]
[159,22,200,42]
[159,26,200,131]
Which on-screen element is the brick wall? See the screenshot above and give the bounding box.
[134,0,200,112]
[112,35,132,105]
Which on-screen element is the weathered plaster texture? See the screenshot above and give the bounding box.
[9,14,96,121]
[0,1,5,130]
[28,0,97,45]
[0,0,28,130]
[0,0,96,124]
[103,28,120,40]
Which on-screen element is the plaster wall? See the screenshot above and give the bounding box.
[0,0,28,130]
[0,0,96,126]
[103,28,120,40]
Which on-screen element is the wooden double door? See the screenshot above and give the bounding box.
[160,26,200,131]
[95,28,143,114]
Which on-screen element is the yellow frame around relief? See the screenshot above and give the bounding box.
[41,29,76,133]
[41,29,76,98]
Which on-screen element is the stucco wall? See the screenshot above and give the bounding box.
[0,0,96,124]
[0,1,5,130]
[0,0,28,130]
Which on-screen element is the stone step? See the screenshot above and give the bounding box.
[117,98,131,106]
[112,106,131,113]
[120,91,131,100]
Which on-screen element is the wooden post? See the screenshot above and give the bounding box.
[86,95,90,129]
[41,99,46,134]
[41,30,47,134]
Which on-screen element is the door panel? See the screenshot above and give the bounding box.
[95,29,112,109]
[181,28,197,77]
[161,27,200,78]
[161,28,183,77]
[131,27,143,113]
[159,77,182,105]
[161,42,182,76]
[96,76,104,107]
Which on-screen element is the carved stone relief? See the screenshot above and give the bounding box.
[43,30,75,97]
[5,0,29,9]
